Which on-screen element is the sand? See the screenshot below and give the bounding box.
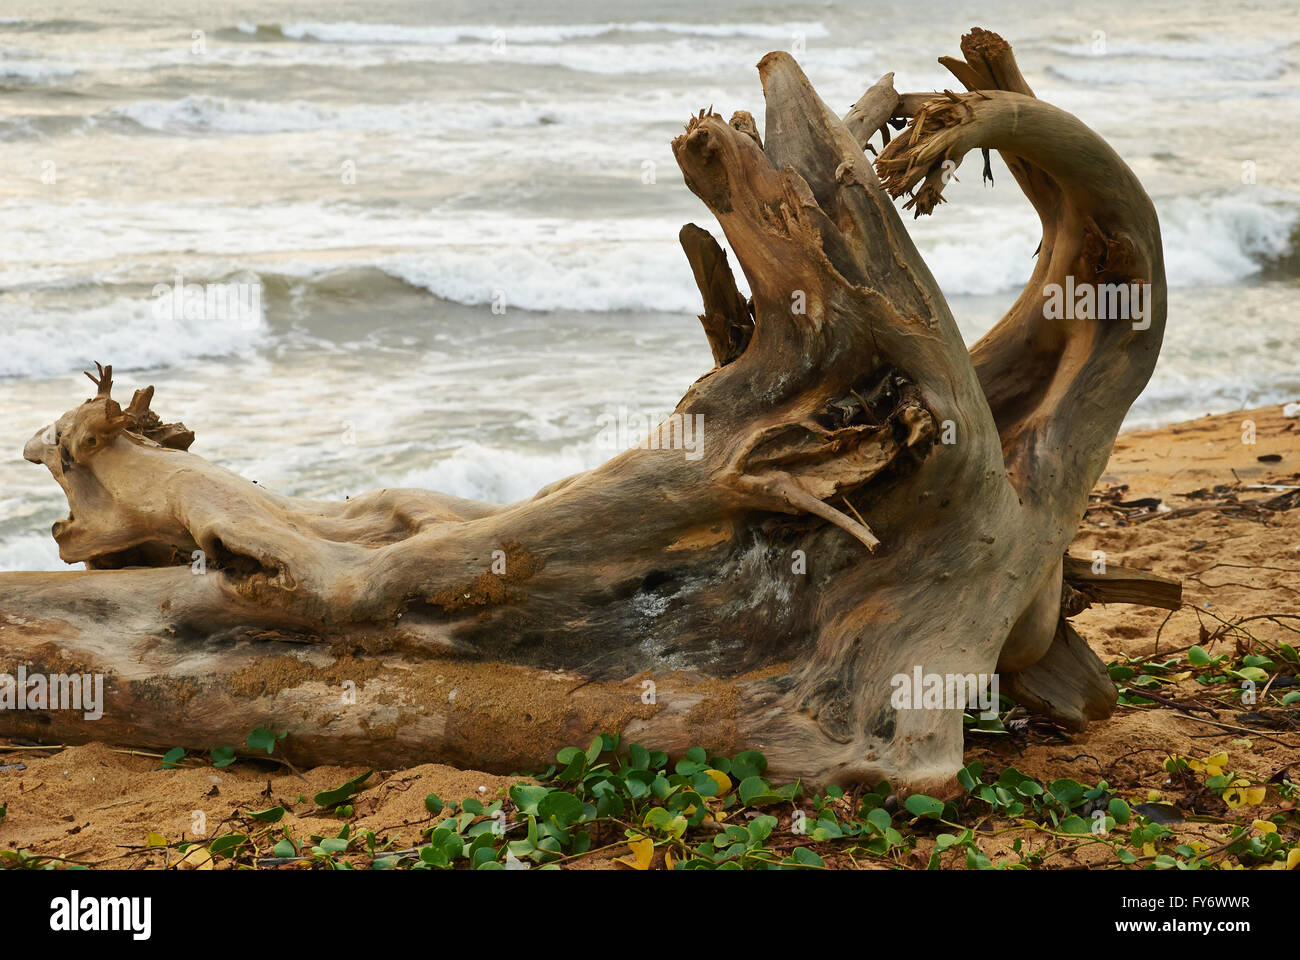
[2,404,1297,868]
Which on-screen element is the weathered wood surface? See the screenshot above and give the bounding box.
[0,29,1170,790]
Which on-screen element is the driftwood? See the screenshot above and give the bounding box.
[0,29,1173,791]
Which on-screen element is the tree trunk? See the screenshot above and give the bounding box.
[0,29,1172,792]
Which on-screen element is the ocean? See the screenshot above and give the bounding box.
[1,0,1297,571]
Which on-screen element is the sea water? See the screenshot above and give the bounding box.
[1,0,1297,570]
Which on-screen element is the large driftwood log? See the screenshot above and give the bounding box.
[0,29,1171,791]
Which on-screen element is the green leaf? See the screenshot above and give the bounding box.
[509,784,548,816]
[775,781,802,802]
[210,746,237,768]
[811,818,843,841]
[161,747,186,770]
[1046,778,1087,810]
[1108,797,1132,825]
[748,815,778,842]
[1188,645,1211,666]
[209,834,249,858]
[628,744,650,770]
[692,771,721,797]
[424,793,443,815]
[246,727,285,755]
[1059,815,1092,835]
[313,770,373,808]
[784,846,824,868]
[272,839,297,858]
[1233,666,1269,683]
[903,794,944,820]
[555,746,583,766]
[642,807,672,831]
[737,776,784,807]
[537,790,584,827]
[245,806,285,823]
[730,751,767,781]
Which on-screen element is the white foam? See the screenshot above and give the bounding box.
[10,25,855,81]
[912,188,1298,297]
[1048,36,1290,61]
[1047,56,1285,85]
[101,91,692,136]
[0,533,77,573]
[379,237,720,314]
[0,58,77,82]
[276,20,830,45]
[1159,190,1299,285]
[2,185,1292,318]
[0,294,267,379]
[393,442,604,504]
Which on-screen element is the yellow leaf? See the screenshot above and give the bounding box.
[1245,787,1266,805]
[703,769,732,796]
[1147,790,1162,802]
[1253,819,1277,834]
[1143,842,1157,857]
[613,834,654,871]
[1205,751,1229,768]
[1286,849,1300,870]
[176,846,214,870]
[1205,764,1224,778]
[1169,671,1192,681]
[664,849,676,871]
[146,832,168,848]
